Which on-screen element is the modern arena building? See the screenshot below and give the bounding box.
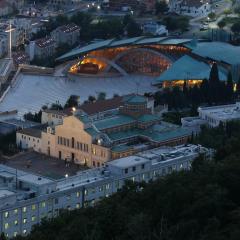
[57,36,240,87]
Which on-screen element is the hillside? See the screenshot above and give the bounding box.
[12,121,240,240]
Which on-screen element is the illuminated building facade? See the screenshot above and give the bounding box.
[17,95,192,167]
[57,37,240,87]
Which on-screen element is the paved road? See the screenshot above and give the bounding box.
[181,0,232,38]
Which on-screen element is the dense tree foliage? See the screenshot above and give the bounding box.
[10,121,240,240]
[155,65,235,110]
[0,131,17,156]
[64,95,80,109]
[23,111,42,123]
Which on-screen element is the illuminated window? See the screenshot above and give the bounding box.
[4,211,9,218]
[14,209,18,214]
[84,189,88,196]
[22,207,27,213]
[32,204,36,211]
[13,232,18,237]
[23,229,27,234]
[4,223,9,229]
[76,191,80,197]
[32,216,36,222]
[180,163,183,169]
[41,201,46,208]
[23,218,27,224]
[14,220,18,226]
[76,203,80,209]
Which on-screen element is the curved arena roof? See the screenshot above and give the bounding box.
[56,36,194,61]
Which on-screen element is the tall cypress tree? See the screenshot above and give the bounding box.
[209,63,220,104]
[226,71,234,102]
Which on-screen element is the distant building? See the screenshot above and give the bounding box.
[181,102,240,130]
[0,0,25,17]
[51,23,80,47]
[27,37,56,61]
[0,58,14,89]
[143,22,168,36]
[49,0,82,9]
[0,34,8,58]
[169,0,211,17]
[17,95,192,167]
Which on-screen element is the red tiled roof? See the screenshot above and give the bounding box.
[79,96,124,115]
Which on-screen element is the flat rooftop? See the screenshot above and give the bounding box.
[0,189,15,198]
[4,152,88,180]
[199,103,240,121]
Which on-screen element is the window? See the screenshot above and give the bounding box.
[32,204,36,211]
[4,211,9,218]
[105,184,110,190]
[14,209,18,214]
[76,191,80,198]
[32,216,36,222]
[41,201,46,208]
[76,203,80,209]
[23,229,27,235]
[23,218,27,224]
[132,166,136,172]
[180,163,183,169]
[22,207,27,213]
[84,189,88,196]
[13,232,18,237]
[4,223,9,229]
[99,186,103,192]
[141,164,145,169]
[124,168,128,174]
[14,220,18,226]
[55,198,59,204]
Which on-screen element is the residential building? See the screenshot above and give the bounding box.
[169,0,211,17]
[27,37,56,61]
[0,58,14,89]
[143,22,168,36]
[17,95,192,167]
[0,144,211,238]
[51,23,80,47]
[181,102,240,130]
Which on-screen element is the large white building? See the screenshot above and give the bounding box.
[0,144,211,238]
[169,0,211,17]
[182,102,240,129]
[51,23,80,47]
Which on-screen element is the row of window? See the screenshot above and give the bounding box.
[125,164,145,174]
[21,135,40,143]
[57,136,89,152]
[1,161,190,237]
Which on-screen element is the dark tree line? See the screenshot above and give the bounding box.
[155,63,236,110]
